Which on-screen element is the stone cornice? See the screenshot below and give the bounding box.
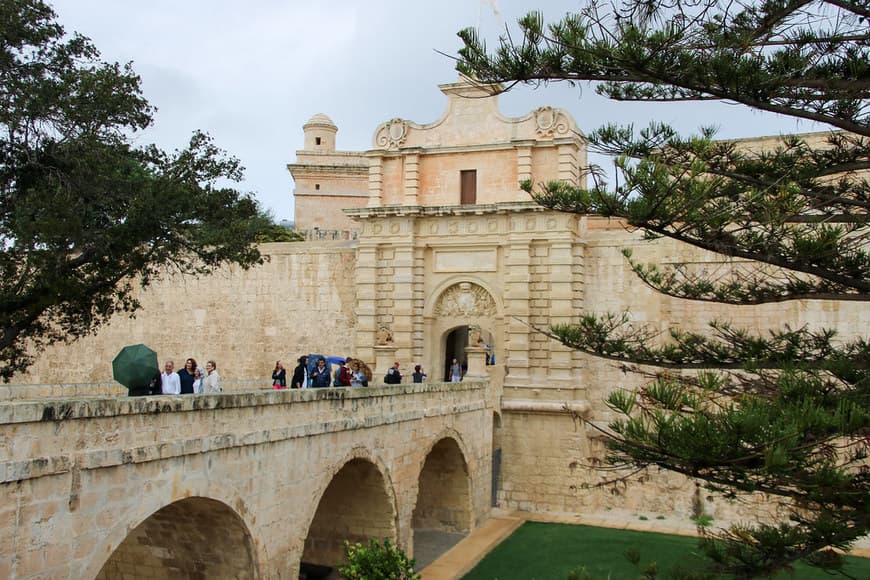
[287,163,368,176]
[501,399,591,417]
[364,137,582,158]
[345,201,550,220]
[295,191,369,198]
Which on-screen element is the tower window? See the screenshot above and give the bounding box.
[460,170,477,205]
[315,184,320,191]
[315,137,321,145]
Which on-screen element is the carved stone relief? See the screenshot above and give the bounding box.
[375,118,409,149]
[534,106,570,138]
[434,282,497,318]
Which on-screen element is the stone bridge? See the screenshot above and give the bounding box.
[0,381,494,579]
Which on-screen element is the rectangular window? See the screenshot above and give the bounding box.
[460,170,477,205]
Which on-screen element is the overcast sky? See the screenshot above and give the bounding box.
[52,0,817,222]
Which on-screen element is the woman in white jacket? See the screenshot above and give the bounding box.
[202,360,222,393]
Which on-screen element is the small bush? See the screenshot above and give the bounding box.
[690,514,714,529]
[338,538,419,580]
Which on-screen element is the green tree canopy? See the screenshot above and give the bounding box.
[457,0,868,577]
[0,0,270,380]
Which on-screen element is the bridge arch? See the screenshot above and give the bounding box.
[95,496,258,579]
[412,432,472,534]
[300,446,398,575]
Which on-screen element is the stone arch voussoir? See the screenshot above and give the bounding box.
[93,495,258,580]
[300,445,398,571]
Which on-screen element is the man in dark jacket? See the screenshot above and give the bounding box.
[384,361,402,384]
[311,357,331,388]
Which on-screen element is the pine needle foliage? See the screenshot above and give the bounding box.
[457,1,869,577]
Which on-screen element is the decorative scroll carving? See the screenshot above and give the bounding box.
[434,282,497,318]
[375,118,408,149]
[534,106,569,137]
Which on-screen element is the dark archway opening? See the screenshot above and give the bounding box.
[301,458,395,578]
[96,497,256,580]
[412,438,472,570]
[444,326,469,381]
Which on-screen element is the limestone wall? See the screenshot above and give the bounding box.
[495,216,868,522]
[8,241,358,388]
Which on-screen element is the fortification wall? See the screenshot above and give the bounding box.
[8,241,357,390]
[496,220,868,522]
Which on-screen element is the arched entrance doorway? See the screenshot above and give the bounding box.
[443,326,495,381]
[301,458,396,577]
[411,437,472,569]
[96,497,256,579]
[426,280,502,384]
[444,326,468,381]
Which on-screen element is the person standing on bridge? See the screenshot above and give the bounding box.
[292,355,308,388]
[202,360,222,393]
[450,358,462,383]
[161,360,180,395]
[178,358,197,394]
[384,361,402,385]
[311,357,331,388]
[272,360,287,389]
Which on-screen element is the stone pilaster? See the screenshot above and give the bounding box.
[516,146,532,184]
[367,155,383,207]
[391,237,415,364]
[402,153,420,206]
[354,243,379,365]
[548,237,575,382]
[557,143,579,183]
[504,230,532,382]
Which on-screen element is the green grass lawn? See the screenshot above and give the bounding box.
[462,521,870,579]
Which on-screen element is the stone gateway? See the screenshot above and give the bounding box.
[2,77,867,577]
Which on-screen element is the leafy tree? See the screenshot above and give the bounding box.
[0,0,270,380]
[457,0,869,577]
[338,538,419,580]
[254,223,304,243]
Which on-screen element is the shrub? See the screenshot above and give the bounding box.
[338,538,419,580]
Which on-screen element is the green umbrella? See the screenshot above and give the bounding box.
[112,344,159,391]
